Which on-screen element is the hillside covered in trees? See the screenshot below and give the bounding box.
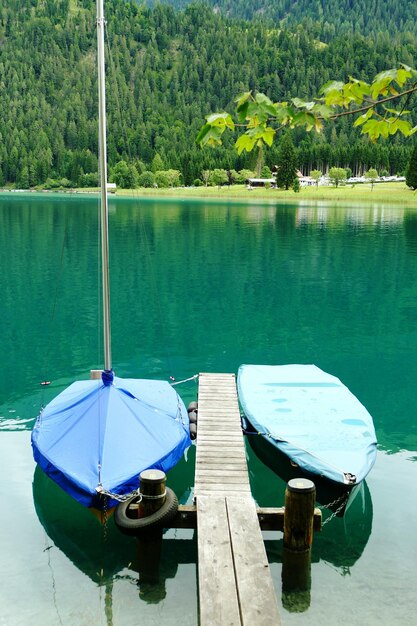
[165,0,417,39]
[0,0,416,188]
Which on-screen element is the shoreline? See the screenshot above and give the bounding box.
[1,182,416,206]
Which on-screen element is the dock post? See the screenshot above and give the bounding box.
[136,470,166,599]
[138,469,167,518]
[282,478,315,612]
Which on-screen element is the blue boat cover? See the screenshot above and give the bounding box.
[32,371,191,507]
[238,364,377,485]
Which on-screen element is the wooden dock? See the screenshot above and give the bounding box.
[195,373,281,626]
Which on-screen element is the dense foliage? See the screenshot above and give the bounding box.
[405,144,417,189]
[0,0,416,188]
[275,133,297,189]
[165,0,417,39]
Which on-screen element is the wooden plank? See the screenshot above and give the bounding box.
[197,424,240,432]
[196,449,245,457]
[196,442,244,449]
[196,467,249,475]
[195,474,249,484]
[195,483,250,492]
[171,505,321,532]
[226,497,282,626]
[196,457,246,465]
[196,435,243,442]
[197,496,241,626]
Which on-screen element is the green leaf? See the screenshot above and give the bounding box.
[235,133,257,155]
[235,91,252,108]
[343,81,370,104]
[291,111,317,131]
[319,80,344,95]
[260,127,276,146]
[196,124,225,147]
[258,100,279,117]
[236,101,249,123]
[206,112,235,130]
[397,67,412,86]
[292,97,316,110]
[274,104,294,125]
[382,106,410,115]
[312,103,334,118]
[353,109,373,127]
[255,93,274,106]
[362,119,390,141]
[371,78,392,99]
[196,124,211,146]
[396,120,412,135]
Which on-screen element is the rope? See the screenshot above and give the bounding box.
[170,374,199,386]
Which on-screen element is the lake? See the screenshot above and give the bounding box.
[1,193,416,625]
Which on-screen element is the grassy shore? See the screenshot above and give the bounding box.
[114,182,417,205]
[2,182,416,205]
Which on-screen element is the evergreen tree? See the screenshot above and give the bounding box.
[151,153,165,173]
[275,133,297,190]
[406,144,417,189]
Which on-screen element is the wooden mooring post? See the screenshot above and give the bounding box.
[281,478,316,612]
[135,470,166,598]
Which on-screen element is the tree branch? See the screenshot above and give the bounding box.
[326,84,417,120]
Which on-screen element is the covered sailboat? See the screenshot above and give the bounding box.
[31,0,190,508]
[238,364,377,487]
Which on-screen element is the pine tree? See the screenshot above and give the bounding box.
[275,133,297,190]
[406,143,417,189]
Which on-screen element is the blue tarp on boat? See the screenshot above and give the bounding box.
[32,371,191,507]
[238,364,377,485]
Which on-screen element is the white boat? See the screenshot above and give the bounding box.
[238,364,377,487]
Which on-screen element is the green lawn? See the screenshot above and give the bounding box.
[115,182,417,205]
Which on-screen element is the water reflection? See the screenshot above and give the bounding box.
[247,438,373,588]
[32,454,197,608]
[403,210,417,253]
[264,482,373,614]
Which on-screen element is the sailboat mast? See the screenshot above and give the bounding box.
[97,0,112,372]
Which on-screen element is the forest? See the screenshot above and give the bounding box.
[165,0,417,39]
[0,0,416,188]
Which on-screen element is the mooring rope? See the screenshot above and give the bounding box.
[170,374,199,386]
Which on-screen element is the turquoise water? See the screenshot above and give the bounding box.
[1,194,416,625]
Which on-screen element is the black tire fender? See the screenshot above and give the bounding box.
[114,487,178,536]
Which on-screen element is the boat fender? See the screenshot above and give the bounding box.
[187,401,198,413]
[114,487,178,536]
[189,423,197,440]
[188,410,198,424]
